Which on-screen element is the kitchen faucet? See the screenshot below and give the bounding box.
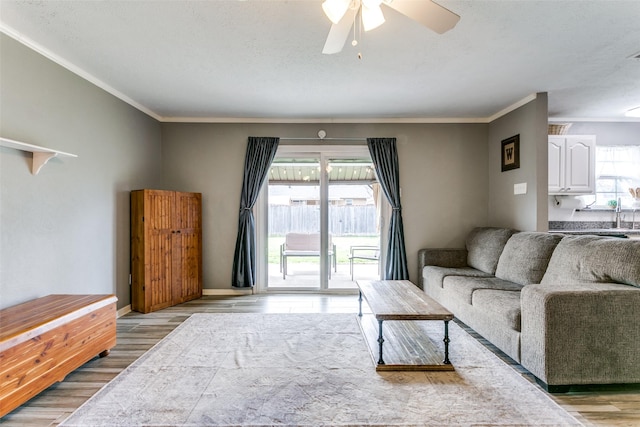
[615,197,622,229]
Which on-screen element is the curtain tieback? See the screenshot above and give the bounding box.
[392,207,402,211]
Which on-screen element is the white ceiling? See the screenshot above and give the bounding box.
[1,0,639,122]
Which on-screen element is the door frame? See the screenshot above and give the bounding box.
[255,145,387,293]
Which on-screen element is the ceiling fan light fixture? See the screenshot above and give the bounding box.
[361,0,383,8]
[322,0,351,24]
[362,3,385,31]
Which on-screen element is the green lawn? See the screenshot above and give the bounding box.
[268,235,380,264]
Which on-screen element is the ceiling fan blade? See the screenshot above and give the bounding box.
[322,7,357,54]
[384,0,460,34]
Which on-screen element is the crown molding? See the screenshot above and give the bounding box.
[9,26,620,126]
[157,116,491,124]
[486,93,539,122]
[0,24,162,121]
[549,116,640,123]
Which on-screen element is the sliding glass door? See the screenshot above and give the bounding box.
[268,156,322,289]
[327,159,381,289]
[259,146,381,292]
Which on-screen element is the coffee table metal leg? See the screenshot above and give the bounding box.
[358,291,363,317]
[377,319,385,365]
[443,320,451,365]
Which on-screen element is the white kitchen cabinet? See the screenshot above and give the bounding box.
[548,135,596,195]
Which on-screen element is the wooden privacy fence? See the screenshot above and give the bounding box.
[269,205,377,235]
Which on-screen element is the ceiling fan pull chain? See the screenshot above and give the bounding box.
[352,7,358,48]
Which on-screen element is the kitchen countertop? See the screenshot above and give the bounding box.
[549,228,640,236]
[548,221,640,236]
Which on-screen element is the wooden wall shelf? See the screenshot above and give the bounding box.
[0,137,78,175]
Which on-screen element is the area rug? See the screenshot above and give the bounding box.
[61,313,581,426]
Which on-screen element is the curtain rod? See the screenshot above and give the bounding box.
[279,137,367,141]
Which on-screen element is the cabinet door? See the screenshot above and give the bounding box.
[548,137,564,193]
[171,192,202,305]
[143,190,175,313]
[565,137,595,194]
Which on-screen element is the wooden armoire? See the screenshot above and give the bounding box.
[130,189,202,313]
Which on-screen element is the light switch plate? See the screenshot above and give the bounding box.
[514,182,527,195]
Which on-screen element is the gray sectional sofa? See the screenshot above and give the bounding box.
[418,227,640,392]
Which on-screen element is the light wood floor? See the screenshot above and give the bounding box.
[2,294,639,426]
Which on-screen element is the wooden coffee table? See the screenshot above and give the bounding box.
[357,280,454,371]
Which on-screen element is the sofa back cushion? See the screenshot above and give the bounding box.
[495,232,564,285]
[465,227,518,274]
[541,235,640,287]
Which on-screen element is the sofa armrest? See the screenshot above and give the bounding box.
[418,248,467,270]
[417,248,468,288]
[520,282,640,387]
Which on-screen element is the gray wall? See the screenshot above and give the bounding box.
[0,34,162,310]
[488,94,549,231]
[160,122,490,287]
[1,32,553,304]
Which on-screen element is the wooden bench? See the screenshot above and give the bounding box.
[279,233,337,279]
[0,294,117,417]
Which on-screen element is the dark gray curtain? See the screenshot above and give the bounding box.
[367,137,409,280]
[232,136,279,288]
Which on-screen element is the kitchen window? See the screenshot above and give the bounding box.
[586,145,640,207]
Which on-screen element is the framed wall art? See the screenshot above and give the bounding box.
[501,134,520,172]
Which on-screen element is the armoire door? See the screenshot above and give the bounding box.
[131,189,175,313]
[172,192,203,305]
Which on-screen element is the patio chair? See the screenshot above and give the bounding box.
[280,233,337,279]
[348,245,380,281]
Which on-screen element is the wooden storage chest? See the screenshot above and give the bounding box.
[0,294,117,417]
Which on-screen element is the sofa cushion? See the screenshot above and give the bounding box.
[422,266,493,289]
[442,276,524,305]
[495,232,564,285]
[465,227,518,274]
[541,235,640,287]
[471,289,522,332]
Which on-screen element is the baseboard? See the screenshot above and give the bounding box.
[203,288,254,296]
[535,377,640,394]
[117,304,132,318]
[537,378,571,394]
[115,290,250,317]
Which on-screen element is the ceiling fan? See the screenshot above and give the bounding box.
[321,0,460,54]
